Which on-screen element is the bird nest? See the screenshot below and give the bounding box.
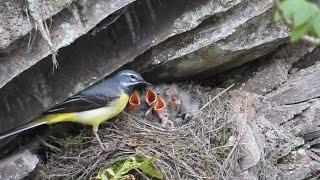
[35,84,238,179]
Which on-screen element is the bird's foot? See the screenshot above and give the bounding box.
[100,143,117,152]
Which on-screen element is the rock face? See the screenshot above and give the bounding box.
[0,0,135,88]
[0,150,39,180]
[0,0,290,141]
[129,0,289,81]
[1,0,320,178]
[266,65,320,105]
[215,43,320,179]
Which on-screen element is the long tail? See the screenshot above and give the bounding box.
[0,113,76,140]
[0,119,46,140]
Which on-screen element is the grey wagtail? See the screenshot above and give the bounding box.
[0,70,151,151]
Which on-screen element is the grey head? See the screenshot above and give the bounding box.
[114,70,151,93]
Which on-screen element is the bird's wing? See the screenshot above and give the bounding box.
[43,93,120,114]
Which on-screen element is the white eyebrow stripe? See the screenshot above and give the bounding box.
[120,81,135,86]
[123,72,133,76]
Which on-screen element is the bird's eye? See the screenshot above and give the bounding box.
[130,75,135,79]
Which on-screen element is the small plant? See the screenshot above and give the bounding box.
[274,0,320,43]
[97,155,163,180]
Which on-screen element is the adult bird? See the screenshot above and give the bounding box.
[0,70,151,151]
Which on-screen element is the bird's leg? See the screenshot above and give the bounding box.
[93,126,109,152]
[94,131,105,150]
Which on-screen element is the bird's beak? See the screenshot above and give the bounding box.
[141,80,152,86]
[146,89,157,106]
[128,91,140,112]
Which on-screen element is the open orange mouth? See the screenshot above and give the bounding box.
[145,89,157,106]
[154,96,168,119]
[154,95,173,128]
[128,91,140,112]
[154,95,166,111]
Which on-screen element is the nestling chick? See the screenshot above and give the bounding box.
[126,84,198,128]
[128,91,140,112]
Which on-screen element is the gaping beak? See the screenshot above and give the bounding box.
[154,96,166,112]
[153,96,174,128]
[128,91,140,112]
[145,88,157,117]
[146,89,157,106]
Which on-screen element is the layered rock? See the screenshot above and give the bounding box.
[0,0,289,144]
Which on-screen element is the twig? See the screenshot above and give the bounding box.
[206,114,237,133]
[134,169,152,180]
[274,0,320,46]
[123,112,175,133]
[37,136,61,152]
[172,149,182,179]
[223,115,248,166]
[196,83,235,115]
[301,36,320,45]
[274,0,292,26]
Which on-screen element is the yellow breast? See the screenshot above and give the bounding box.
[74,91,129,126]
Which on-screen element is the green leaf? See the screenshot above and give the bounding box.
[276,0,320,42]
[106,168,116,176]
[308,3,320,17]
[280,0,300,19]
[97,155,163,180]
[274,11,282,22]
[291,22,312,42]
[137,156,163,179]
[292,0,312,26]
[97,170,108,180]
[279,0,317,26]
[112,157,138,178]
[312,13,320,37]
